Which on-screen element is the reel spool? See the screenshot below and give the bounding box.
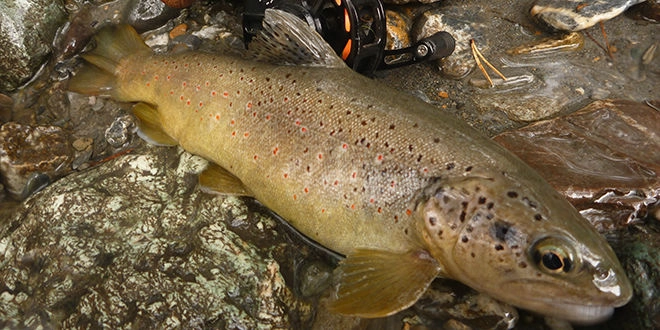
[242,0,455,75]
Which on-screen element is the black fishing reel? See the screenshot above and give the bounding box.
[242,0,455,75]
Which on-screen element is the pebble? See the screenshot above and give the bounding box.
[531,0,646,31]
[125,0,181,33]
[105,115,137,148]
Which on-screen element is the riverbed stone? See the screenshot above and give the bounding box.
[0,122,73,200]
[531,0,646,31]
[0,146,311,328]
[0,0,67,92]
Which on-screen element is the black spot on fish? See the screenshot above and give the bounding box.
[478,197,487,204]
[465,166,473,172]
[433,137,440,143]
[534,214,543,221]
[428,217,437,226]
[471,252,476,258]
[491,221,512,242]
[459,211,466,222]
[446,163,455,170]
[486,202,494,210]
[461,236,469,243]
[519,261,528,268]
[523,196,538,209]
[495,244,504,251]
[507,191,519,198]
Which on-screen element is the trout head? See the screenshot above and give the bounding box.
[414,171,632,324]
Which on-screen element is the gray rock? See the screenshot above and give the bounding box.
[531,0,646,31]
[0,0,67,92]
[0,146,311,328]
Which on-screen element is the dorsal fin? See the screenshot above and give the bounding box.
[247,9,346,68]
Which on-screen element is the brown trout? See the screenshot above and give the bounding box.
[69,9,631,323]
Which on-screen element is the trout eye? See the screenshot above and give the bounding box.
[532,237,575,274]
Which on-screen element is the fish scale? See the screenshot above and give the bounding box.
[69,9,632,324]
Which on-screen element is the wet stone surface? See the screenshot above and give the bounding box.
[0,147,312,329]
[0,0,67,92]
[0,0,658,329]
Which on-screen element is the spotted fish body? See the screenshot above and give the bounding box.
[70,10,631,324]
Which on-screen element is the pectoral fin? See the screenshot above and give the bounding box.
[132,102,177,146]
[328,249,441,318]
[199,162,253,197]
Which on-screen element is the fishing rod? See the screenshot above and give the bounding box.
[242,0,455,75]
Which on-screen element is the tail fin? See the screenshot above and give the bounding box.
[69,25,151,97]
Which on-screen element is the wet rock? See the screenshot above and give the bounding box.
[105,115,137,148]
[412,7,487,78]
[494,99,659,225]
[0,0,67,92]
[531,0,646,31]
[0,122,73,200]
[627,0,660,22]
[0,147,311,328]
[126,0,181,33]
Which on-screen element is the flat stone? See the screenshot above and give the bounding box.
[0,122,73,199]
[531,0,646,31]
[494,99,659,225]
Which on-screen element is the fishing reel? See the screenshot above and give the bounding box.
[242,0,455,75]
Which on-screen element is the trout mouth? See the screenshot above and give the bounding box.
[498,279,628,324]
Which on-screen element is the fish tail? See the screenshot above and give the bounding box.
[68,25,151,97]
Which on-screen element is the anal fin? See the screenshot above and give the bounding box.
[132,102,177,146]
[328,249,441,318]
[199,162,253,197]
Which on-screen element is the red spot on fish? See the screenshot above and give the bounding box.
[350,204,356,209]
[369,198,375,203]
[265,114,271,120]
[253,155,258,160]
[283,173,289,178]
[215,115,220,120]
[205,81,210,87]
[247,102,252,109]
[211,91,217,97]
[342,144,348,149]
[167,75,171,81]
[377,207,382,213]
[301,127,307,133]
[180,95,184,101]
[244,132,249,138]
[304,187,309,193]
[230,120,235,125]
[295,120,301,126]
[169,90,174,95]
[377,154,384,161]
[199,102,203,107]
[391,181,396,187]
[406,209,412,216]
[186,100,191,106]
[223,91,229,98]
[318,153,323,160]
[182,82,187,87]
[293,194,298,200]
[236,90,241,95]
[352,172,357,178]
[146,82,151,87]
[273,147,279,155]
[321,209,326,213]
[196,86,201,92]
[252,112,257,117]
[231,131,236,136]
[153,75,159,80]
[141,70,146,75]
[333,180,339,186]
